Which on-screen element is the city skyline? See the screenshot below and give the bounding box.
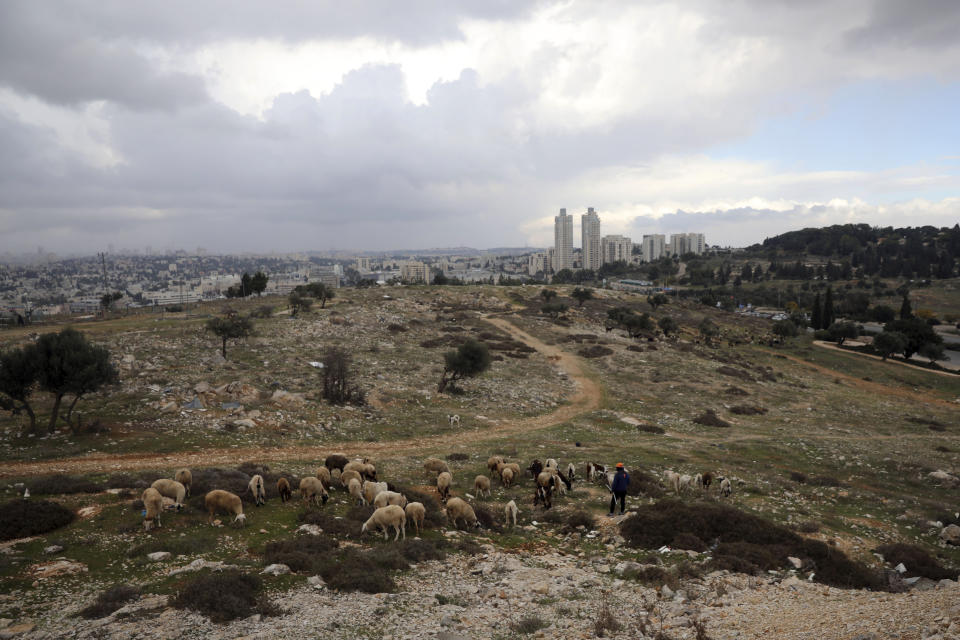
[1,2,959,254]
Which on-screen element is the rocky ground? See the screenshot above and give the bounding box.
[4,541,959,640]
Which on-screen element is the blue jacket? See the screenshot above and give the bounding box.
[611,469,630,492]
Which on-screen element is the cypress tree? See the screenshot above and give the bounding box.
[823,287,835,328]
[811,292,823,330]
[899,293,912,319]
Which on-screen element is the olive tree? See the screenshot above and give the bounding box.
[873,331,907,361]
[206,313,254,358]
[0,345,39,433]
[438,339,491,394]
[571,287,593,307]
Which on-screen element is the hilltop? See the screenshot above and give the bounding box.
[0,284,958,639]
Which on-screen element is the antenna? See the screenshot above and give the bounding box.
[98,252,108,293]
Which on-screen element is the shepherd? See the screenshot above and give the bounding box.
[608,462,630,517]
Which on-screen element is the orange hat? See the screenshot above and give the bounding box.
[616,462,624,468]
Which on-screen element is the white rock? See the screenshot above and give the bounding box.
[787,556,803,569]
[146,551,171,562]
[939,524,960,546]
[262,564,291,576]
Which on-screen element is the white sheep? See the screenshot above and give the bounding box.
[315,466,331,487]
[373,490,408,509]
[344,460,377,480]
[205,489,246,527]
[694,473,703,490]
[448,414,461,426]
[663,470,681,495]
[678,474,693,494]
[500,467,515,488]
[363,480,388,506]
[174,468,192,497]
[405,502,426,535]
[545,458,558,470]
[505,500,519,528]
[504,462,521,478]
[142,487,163,531]
[436,471,453,502]
[361,505,406,540]
[445,497,480,528]
[339,469,362,488]
[348,477,365,505]
[300,477,329,507]
[552,474,566,496]
[248,474,267,506]
[474,475,491,498]
[150,479,186,511]
[719,477,732,497]
[566,462,576,482]
[424,458,450,476]
[487,456,504,473]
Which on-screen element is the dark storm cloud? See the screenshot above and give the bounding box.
[844,0,960,50]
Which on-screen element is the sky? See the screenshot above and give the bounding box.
[1,0,959,255]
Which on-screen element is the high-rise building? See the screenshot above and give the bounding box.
[641,234,666,263]
[601,235,632,264]
[668,233,706,256]
[581,208,601,271]
[553,208,573,271]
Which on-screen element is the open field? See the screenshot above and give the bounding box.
[1,285,959,639]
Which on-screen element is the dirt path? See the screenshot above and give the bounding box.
[0,317,603,478]
[811,339,960,376]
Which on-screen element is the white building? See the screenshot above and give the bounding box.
[355,257,371,272]
[641,234,666,262]
[400,261,429,283]
[601,235,632,264]
[581,208,602,271]
[669,233,706,256]
[553,208,573,271]
[527,252,549,276]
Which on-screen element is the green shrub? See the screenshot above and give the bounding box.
[621,500,884,589]
[445,452,469,461]
[874,543,959,580]
[297,510,359,538]
[564,510,596,531]
[672,532,707,552]
[172,571,279,623]
[263,536,339,573]
[0,499,75,540]
[693,409,731,428]
[27,474,103,495]
[78,584,140,619]
[317,548,395,593]
[511,615,549,634]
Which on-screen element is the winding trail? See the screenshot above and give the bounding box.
[0,317,603,478]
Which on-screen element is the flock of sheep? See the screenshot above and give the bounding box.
[138,454,734,538]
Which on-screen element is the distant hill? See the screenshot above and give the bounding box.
[748,224,960,280]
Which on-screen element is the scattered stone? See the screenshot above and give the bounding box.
[297,524,323,536]
[939,524,960,546]
[42,545,64,555]
[787,556,803,569]
[262,563,291,576]
[146,551,171,562]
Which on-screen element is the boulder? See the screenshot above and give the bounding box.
[940,524,960,546]
[270,390,306,408]
[927,471,960,488]
[262,564,291,576]
[146,552,171,562]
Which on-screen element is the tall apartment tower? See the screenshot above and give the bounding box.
[641,234,666,263]
[601,235,633,264]
[668,233,706,256]
[581,207,601,271]
[553,208,573,272]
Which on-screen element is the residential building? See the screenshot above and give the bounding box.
[553,208,573,271]
[400,261,428,283]
[527,252,549,276]
[581,208,602,271]
[601,234,632,264]
[355,257,371,272]
[641,234,666,262]
[669,233,706,256]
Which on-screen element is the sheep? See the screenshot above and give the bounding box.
[436,471,453,502]
[487,456,504,473]
[424,458,450,476]
[405,502,426,535]
[277,477,292,503]
[533,484,553,509]
[445,497,480,528]
[248,474,267,506]
[348,477,365,505]
[701,471,714,491]
[373,490,408,509]
[315,466,331,487]
[504,462,521,477]
[587,462,606,482]
[678,474,693,494]
[694,473,704,490]
[324,453,349,473]
[344,461,377,480]
[150,479,186,511]
[505,500,519,528]
[448,414,461,426]
[500,467,515,488]
[142,487,163,531]
[299,477,329,507]
[339,469,362,488]
[474,475,491,498]
[545,458,558,470]
[719,477,732,498]
[552,474,567,496]
[205,489,246,527]
[527,459,543,478]
[174,468,192,497]
[663,470,681,495]
[536,471,554,490]
[566,462,576,482]
[361,504,407,540]
[363,480,389,506]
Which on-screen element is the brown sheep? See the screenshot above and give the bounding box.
[277,477,292,503]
